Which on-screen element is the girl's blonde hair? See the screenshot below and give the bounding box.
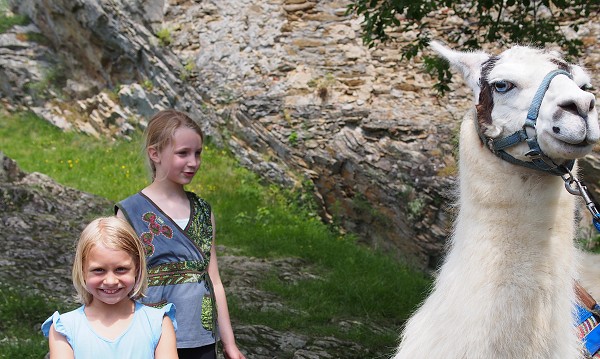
[144,109,204,180]
[72,216,148,305]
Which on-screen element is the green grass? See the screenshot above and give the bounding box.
[0,111,149,201]
[0,4,28,34]
[0,109,431,356]
[0,286,71,359]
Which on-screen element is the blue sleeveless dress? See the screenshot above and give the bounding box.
[41,302,176,358]
[115,191,217,348]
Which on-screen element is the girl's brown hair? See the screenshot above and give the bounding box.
[144,109,204,180]
[72,216,148,305]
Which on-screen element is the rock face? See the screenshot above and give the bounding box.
[0,152,112,300]
[3,0,600,269]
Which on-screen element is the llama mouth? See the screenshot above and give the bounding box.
[572,140,592,147]
[544,123,597,147]
[542,142,595,162]
[548,112,599,145]
[555,136,594,147]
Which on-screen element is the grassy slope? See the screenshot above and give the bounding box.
[0,110,430,357]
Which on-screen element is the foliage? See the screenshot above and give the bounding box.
[179,58,197,81]
[288,131,299,146]
[578,235,600,254]
[346,0,599,95]
[307,73,336,101]
[156,27,172,46]
[25,63,68,100]
[141,78,154,92]
[407,197,426,221]
[0,9,28,34]
[17,31,51,46]
[0,2,48,46]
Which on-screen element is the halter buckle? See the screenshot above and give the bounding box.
[562,169,600,220]
[524,148,558,169]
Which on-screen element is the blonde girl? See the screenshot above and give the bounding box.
[42,216,178,359]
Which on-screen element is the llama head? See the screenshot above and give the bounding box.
[431,41,599,168]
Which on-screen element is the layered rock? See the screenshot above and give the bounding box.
[0,152,111,301]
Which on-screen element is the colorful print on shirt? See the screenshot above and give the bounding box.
[140,212,174,257]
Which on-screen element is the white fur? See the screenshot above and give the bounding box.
[394,42,600,359]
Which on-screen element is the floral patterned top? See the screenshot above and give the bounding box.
[115,191,217,348]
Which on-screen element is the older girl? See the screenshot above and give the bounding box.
[115,109,245,359]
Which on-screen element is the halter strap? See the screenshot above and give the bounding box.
[526,69,572,122]
[478,69,574,176]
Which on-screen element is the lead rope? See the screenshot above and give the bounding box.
[561,166,600,232]
[562,166,600,358]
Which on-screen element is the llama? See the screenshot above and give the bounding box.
[394,42,599,359]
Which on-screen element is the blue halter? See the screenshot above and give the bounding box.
[478,69,575,176]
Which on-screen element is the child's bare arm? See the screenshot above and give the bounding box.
[154,316,178,359]
[48,324,74,359]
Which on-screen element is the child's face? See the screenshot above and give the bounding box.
[156,127,203,185]
[84,243,137,306]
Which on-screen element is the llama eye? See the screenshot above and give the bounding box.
[581,84,594,92]
[492,80,515,93]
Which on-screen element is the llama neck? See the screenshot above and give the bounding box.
[437,110,577,356]
[446,110,577,300]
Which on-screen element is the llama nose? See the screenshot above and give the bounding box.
[559,93,596,118]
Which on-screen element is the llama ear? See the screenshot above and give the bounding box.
[571,64,593,87]
[430,40,490,100]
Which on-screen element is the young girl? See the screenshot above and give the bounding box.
[42,216,178,359]
[115,109,245,359]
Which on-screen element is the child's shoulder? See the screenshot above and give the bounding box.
[137,301,173,313]
[186,191,210,207]
[116,191,145,209]
[120,191,144,202]
[53,305,85,321]
[137,302,177,329]
[41,305,84,337]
